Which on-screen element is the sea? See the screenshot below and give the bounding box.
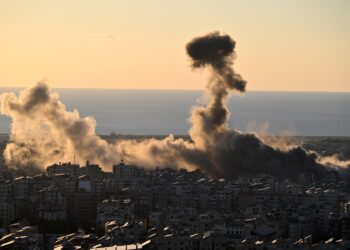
[0,88,349,137]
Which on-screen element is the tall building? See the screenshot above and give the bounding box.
[112,160,140,187]
[46,162,80,177]
[0,179,13,227]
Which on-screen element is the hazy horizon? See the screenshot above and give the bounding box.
[1,87,349,137]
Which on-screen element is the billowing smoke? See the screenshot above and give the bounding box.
[186,32,246,92]
[0,82,117,170]
[0,31,347,177]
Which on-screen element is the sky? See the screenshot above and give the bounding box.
[0,0,349,92]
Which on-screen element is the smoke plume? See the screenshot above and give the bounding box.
[0,31,347,177]
[0,82,117,170]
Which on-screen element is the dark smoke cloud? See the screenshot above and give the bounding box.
[186,31,246,92]
[0,31,347,177]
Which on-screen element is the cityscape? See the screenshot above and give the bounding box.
[1,1,349,249]
[0,154,350,249]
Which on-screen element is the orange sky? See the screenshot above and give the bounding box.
[0,0,349,92]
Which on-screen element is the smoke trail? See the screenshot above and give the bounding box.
[317,155,350,169]
[0,32,347,177]
[186,32,246,150]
